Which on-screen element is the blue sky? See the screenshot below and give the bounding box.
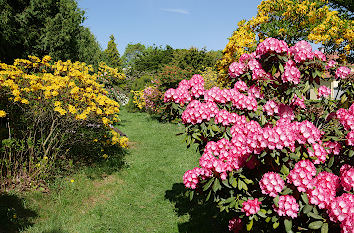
[77,0,262,54]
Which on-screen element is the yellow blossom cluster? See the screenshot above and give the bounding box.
[217,0,353,80]
[98,62,126,81]
[0,55,128,147]
[131,89,146,109]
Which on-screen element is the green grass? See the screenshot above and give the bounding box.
[0,109,227,233]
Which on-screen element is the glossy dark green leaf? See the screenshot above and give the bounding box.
[321,223,328,233]
[308,221,323,229]
[284,219,293,233]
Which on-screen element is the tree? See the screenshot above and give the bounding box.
[103,34,122,68]
[0,0,103,66]
[121,43,146,68]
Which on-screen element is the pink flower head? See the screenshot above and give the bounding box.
[327,193,354,225]
[340,164,354,192]
[247,59,262,71]
[314,50,327,62]
[256,38,289,56]
[263,100,279,116]
[307,171,340,209]
[287,160,317,192]
[335,66,351,79]
[281,60,301,84]
[228,217,242,233]
[325,60,337,70]
[234,80,248,92]
[318,85,331,98]
[291,95,306,109]
[259,172,285,197]
[229,62,246,78]
[273,195,299,218]
[323,141,342,155]
[290,41,314,63]
[307,143,328,164]
[242,198,262,216]
[278,104,295,121]
[239,53,252,64]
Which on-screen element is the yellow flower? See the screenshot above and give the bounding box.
[70,179,75,183]
[43,156,48,160]
[21,99,29,104]
[102,154,108,159]
[0,110,6,117]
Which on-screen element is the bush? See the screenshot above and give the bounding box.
[165,39,353,232]
[0,56,128,190]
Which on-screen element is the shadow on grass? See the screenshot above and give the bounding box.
[165,183,229,233]
[0,193,37,233]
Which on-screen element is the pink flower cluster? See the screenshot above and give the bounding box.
[318,85,331,98]
[242,198,262,216]
[326,60,337,70]
[287,160,317,192]
[340,164,354,192]
[256,38,289,56]
[336,66,352,79]
[259,172,285,197]
[323,141,341,155]
[307,143,328,164]
[181,100,218,124]
[328,193,354,233]
[164,75,205,105]
[291,95,306,109]
[228,217,242,233]
[204,87,258,111]
[215,110,244,126]
[273,195,299,218]
[289,40,314,63]
[337,103,354,146]
[247,85,264,99]
[234,80,248,92]
[307,171,340,209]
[263,100,279,116]
[281,60,301,84]
[183,167,211,189]
[314,50,327,62]
[229,62,246,78]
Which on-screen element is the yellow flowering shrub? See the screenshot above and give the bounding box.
[218,0,353,81]
[0,56,128,189]
[131,89,146,109]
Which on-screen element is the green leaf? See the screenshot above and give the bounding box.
[189,190,194,201]
[231,178,237,188]
[203,178,214,191]
[308,212,323,220]
[222,179,231,188]
[280,165,290,176]
[284,219,293,233]
[328,156,334,168]
[308,221,323,229]
[303,204,313,214]
[301,193,309,204]
[321,223,329,233]
[247,219,253,231]
[212,178,221,192]
[349,150,354,157]
[273,221,280,229]
[211,125,220,132]
[281,187,292,195]
[279,63,284,73]
[273,195,280,207]
[265,217,271,223]
[257,211,266,218]
[206,190,212,201]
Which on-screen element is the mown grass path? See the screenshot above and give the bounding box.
[16,109,225,233]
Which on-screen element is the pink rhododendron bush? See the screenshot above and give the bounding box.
[164,38,353,233]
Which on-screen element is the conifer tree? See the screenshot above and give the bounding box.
[104,35,122,68]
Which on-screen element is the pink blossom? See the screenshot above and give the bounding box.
[229,62,246,78]
[242,198,262,216]
[335,66,351,79]
[318,85,331,98]
[259,172,285,197]
[273,195,299,218]
[228,217,242,233]
[340,164,354,192]
[287,160,317,192]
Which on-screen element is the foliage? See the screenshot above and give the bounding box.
[103,35,122,69]
[200,67,220,90]
[165,39,353,232]
[132,45,174,74]
[0,0,103,66]
[0,56,128,190]
[171,48,221,74]
[218,0,354,82]
[121,43,146,68]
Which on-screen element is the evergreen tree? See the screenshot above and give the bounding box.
[103,35,122,68]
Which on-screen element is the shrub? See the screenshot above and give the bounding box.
[165,39,353,232]
[0,56,128,190]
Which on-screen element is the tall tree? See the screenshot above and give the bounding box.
[103,35,122,68]
[121,43,146,68]
[0,0,103,65]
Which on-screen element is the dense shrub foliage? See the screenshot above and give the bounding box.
[0,56,128,190]
[165,38,353,232]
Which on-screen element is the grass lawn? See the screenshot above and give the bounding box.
[1,108,227,233]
